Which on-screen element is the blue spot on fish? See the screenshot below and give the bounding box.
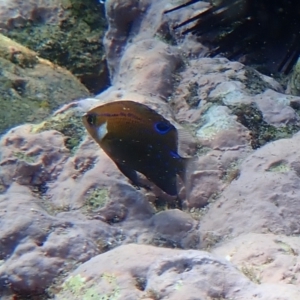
[154,122,172,134]
[170,151,181,159]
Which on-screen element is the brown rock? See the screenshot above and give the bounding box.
[0,34,89,134]
[213,233,300,285]
[55,243,300,300]
[200,132,300,248]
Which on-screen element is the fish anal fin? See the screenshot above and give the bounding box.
[115,162,183,197]
[148,172,178,196]
[115,162,139,185]
[115,162,150,191]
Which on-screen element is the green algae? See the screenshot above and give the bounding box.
[85,188,109,211]
[5,0,110,94]
[242,67,273,95]
[0,33,89,136]
[0,183,6,194]
[0,34,39,67]
[266,161,290,173]
[230,103,300,149]
[32,109,85,154]
[63,274,87,295]
[62,274,101,300]
[13,151,38,164]
[174,280,183,290]
[222,160,242,183]
[184,82,200,108]
[62,273,120,300]
[202,231,223,250]
[274,239,297,255]
[240,264,261,284]
[154,24,177,46]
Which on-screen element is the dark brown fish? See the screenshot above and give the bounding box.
[82,100,189,196]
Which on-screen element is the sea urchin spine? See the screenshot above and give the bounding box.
[165,0,300,74]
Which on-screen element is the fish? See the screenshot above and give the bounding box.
[82,100,190,196]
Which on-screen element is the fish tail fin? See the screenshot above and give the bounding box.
[178,156,197,201]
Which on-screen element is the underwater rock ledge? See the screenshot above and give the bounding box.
[1,0,300,299]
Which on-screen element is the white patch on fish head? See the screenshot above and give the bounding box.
[97,121,108,141]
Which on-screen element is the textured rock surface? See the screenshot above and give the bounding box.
[0,0,109,94]
[213,233,300,285]
[0,34,89,135]
[199,132,300,246]
[0,0,66,30]
[1,0,300,299]
[55,244,300,300]
[0,109,201,296]
[0,182,117,293]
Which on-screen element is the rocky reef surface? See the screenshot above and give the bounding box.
[0,34,90,135]
[1,0,300,299]
[0,0,110,134]
[0,0,110,94]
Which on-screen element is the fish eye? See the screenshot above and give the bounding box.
[154,121,172,134]
[86,114,97,126]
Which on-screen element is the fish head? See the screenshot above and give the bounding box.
[82,111,108,144]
